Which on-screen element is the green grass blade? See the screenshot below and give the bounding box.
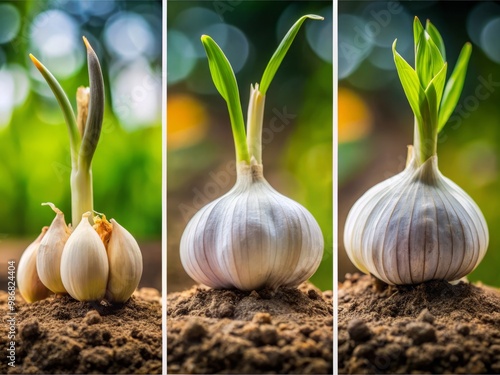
[414,18,444,89]
[259,14,323,95]
[438,43,472,132]
[80,37,104,171]
[392,39,425,125]
[29,54,79,167]
[201,35,249,163]
[426,19,446,61]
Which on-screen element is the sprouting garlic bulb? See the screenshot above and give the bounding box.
[180,161,324,291]
[105,219,143,303]
[344,147,489,285]
[60,212,109,301]
[18,227,53,303]
[36,203,71,294]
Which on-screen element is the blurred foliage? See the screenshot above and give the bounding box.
[168,0,333,290]
[339,1,500,286]
[0,0,161,239]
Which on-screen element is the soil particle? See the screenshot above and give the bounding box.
[339,273,500,374]
[167,282,333,374]
[0,288,162,374]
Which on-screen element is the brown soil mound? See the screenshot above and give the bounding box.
[0,288,162,374]
[167,282,333,374]
[339,273,500,374]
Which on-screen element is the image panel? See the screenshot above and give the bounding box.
[0,1,163,374]
[338,1,500,374]
[166,1,333,373]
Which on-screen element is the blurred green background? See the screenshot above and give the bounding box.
[339,1,500,287]
[0,0,162,290]
[167,0,333,292]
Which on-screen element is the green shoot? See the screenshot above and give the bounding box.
[201,14,323,166]
[260,14,324,95]
[30,37,105,226]
[393,17,471,165]
[201,35,249,163]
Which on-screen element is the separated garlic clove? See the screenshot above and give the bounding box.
[344,147,489,285]
[60,212,109,301]
[180,161,324,291]
[104,218,143,303]
[36,203,71,294]
[18,227,53,303]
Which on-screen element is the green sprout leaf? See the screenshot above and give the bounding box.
[438,43,472,131]
[80,36,104,172]
[201,35,249,163]
[425,19,446,61]
[259,14,323,95]
[392,39,425,126]
[29,54,80,167]
[393,17,471,164]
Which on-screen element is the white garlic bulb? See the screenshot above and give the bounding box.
[105,219,143,303]
[344,147,489,285]
[60,212,109,301]
[18,227,53,303]
[36,203,71,294]
[180,161,324,291]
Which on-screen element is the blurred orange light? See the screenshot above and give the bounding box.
[338,87,373,143]
[167,94,208,149]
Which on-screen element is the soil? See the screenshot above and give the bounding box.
[0,288,162,374]
[338,273,500,374]
[167,282,333,374]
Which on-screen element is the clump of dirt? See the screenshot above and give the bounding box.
[339,273,500,374]
[0,288,162,374]
[167,282,333,374]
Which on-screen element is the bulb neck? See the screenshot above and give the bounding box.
[246,84,266,164]
[236,158,265,184]
[413,117,437,166]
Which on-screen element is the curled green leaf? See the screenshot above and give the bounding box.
[259,14,323,95]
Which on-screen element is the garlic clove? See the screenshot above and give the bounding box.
[180,161,324,291]
[344,147,488,285]
[36,203,71,294]
[104,218,143,303]
[18,227,53,303]
[60,212,109,301]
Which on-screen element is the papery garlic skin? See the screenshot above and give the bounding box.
[180,161,324,291]
[60,212,109,301]
[344,148,488,285]
[105,219,143,303]
[37,203,71,294]
[18,227,53,303]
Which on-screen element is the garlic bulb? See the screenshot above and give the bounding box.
[181,17,325,291]
[60,212,109,301]
[105,219,143,303]
[181,161,323,290]
[344,147,488,285]
[344,18,489,285]
[36,203,71,294]
[18,227,52,303]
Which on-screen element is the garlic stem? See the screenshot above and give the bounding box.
[246,84,266,165]
[31,37,104,227]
